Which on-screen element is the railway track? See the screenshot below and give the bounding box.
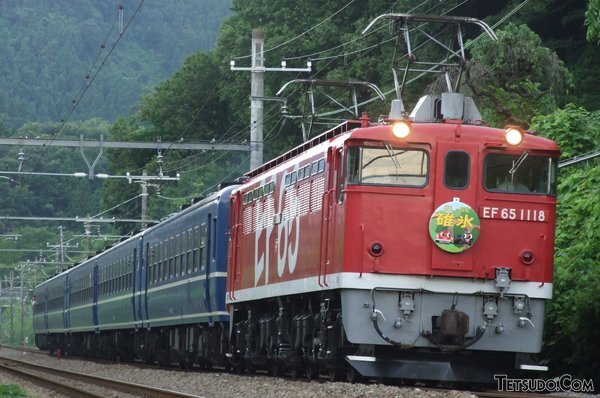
[0,354,204,398]
[0,346,583,398]
[475,391,574,398]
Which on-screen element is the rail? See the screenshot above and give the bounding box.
[0,354,204,398]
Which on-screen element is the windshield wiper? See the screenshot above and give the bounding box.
[509,151,529,175]
[384,142,401,179]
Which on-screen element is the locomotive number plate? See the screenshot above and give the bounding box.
[480,206,547,222]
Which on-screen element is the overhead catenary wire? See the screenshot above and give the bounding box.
[160,68,229,159]
[90,193,143,220]
[311,0,532,120]
[283,0,440,63]
[161,80,303,175]
[232,0,359,61]
[40,0,146,155]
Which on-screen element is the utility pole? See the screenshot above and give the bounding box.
[49,226,67,263]
[47,226,78,267]
[141,170,149,230]
[0,280,3,342]
[250,29,264,169]
[231,29,311,170]
[19,269,24,345]
[9,271,14,344]
[133,167,176,230]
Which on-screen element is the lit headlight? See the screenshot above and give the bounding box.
[392,121,411,139]
[505,126,523,146]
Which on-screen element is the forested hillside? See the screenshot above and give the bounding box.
[0,0,598,383]
[0,0,231,129]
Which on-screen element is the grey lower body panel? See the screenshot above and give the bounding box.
[346,350,516,383]
[341,288,546,352]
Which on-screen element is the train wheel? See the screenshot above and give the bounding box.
[328,370,342,382]
[305,365,319,380]
[290,367,304,379]
[267,363,280,377]
[179,360,190,370]
[346,368,362,384]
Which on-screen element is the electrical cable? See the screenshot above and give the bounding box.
[40,0,145,154]
[283,0,437,62]
[232,0,358,60]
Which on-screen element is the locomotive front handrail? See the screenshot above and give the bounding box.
[318,188,335,287]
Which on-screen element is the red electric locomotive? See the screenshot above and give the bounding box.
[226,15,558,383]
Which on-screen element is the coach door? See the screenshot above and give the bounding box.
[44,286,49,331]
[228,192,242,300]
[63,277,70,331]
[92,262,99,329]
[430,142,478,271]
[318,147,338,286]
[143,241,150,323]
[132,244,143,328]
[204,212,213,323]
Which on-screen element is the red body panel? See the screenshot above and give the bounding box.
[227,120,558,302]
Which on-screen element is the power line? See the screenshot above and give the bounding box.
[283,0,438,62]
[232,0,358,60]
[41,0,146,153]
[0,215,155,224]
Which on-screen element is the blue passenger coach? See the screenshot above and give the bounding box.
[32,271,68,351]
[33,184,237,366]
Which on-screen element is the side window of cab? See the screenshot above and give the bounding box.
[444,151,470,189]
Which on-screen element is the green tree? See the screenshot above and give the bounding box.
[0,1,231,129]
[586,0,600,42]
[464,23,571,127]
[531,105,600,385]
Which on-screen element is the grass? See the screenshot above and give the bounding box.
[0,385,28,397]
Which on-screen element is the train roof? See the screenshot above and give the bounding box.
[244,119,363,179]
[34,183,238,289]
[243,94,559,187]
[143,183,238,232]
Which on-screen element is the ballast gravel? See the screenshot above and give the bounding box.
[0,347,479,398]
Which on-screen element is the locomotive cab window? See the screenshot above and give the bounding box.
[346,144,428,187]
[484,152,558,195]
[444,151,470,189]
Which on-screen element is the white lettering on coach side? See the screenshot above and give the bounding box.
[277,175,300,277]
[255,169,301,287]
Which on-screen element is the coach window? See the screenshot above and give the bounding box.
[156,243,161,282]
[169,237,175,279]
[311,161,319,176]
[346,145,428,187]
[484,153,558,195]
[117,262,122,292]
[163,241,169,280]
[180,231,187,275]
[175,234,181,276]
[212,217,217,261]
[193,227,199,272]
[187,229,193,274]
[199,222,207,270]
[445,151,470,189]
